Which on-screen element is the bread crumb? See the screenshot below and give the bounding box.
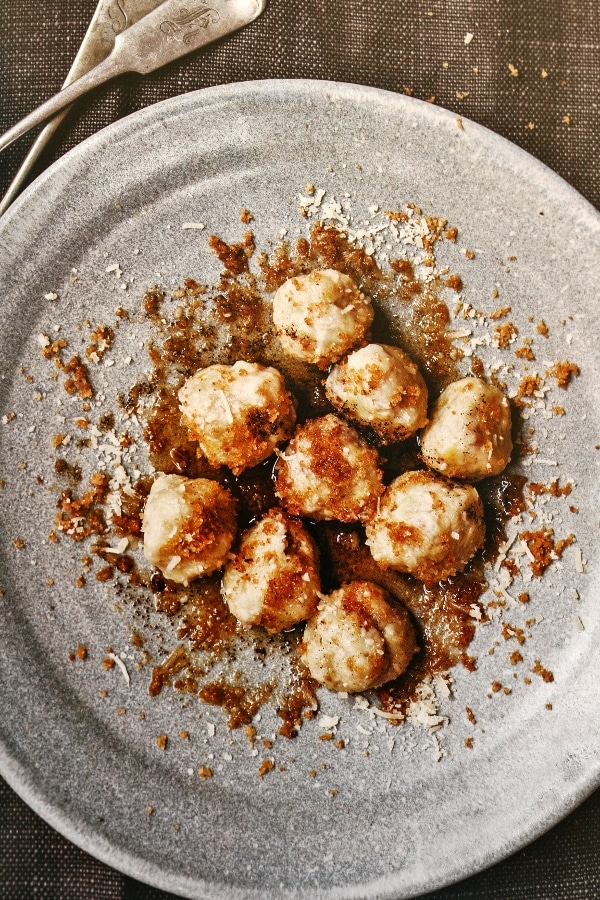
[531,660,554,683]
[546,360,579,389]
[258,759,275,778]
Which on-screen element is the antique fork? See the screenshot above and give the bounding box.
[0,0,165,216]
[0,0,267,171]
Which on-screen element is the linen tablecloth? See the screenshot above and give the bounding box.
[1,1,598,897]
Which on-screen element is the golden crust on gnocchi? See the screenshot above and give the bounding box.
[274,414,384,523]
[222,508,320,633]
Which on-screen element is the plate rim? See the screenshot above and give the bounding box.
[3,78,600,229]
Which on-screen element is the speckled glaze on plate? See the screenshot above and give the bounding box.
[0,80,598,900]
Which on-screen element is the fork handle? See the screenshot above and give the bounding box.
[0,110,73,216]
[0,55,125,154]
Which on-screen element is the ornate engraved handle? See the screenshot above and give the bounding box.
[159,5,222,43]
[0,0,266,155]
[120,0,265,73]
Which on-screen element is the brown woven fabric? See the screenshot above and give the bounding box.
[0,0,598,897]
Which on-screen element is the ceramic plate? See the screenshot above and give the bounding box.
[0,80,598,900]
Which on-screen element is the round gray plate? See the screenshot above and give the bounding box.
[0,80,598,900]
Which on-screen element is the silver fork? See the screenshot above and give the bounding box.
[0,0,165,217]
[0,0,267,193]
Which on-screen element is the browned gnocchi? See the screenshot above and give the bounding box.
[222,509,321,633]
[142,474,237,585]
[420,377,513,481]
[325,343,429,442]
[274,414,384,523]
[272,269,374,368]
[301,581,417,692]
[178,361,296,475]
[365,470,485,583]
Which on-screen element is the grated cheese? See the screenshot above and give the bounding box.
[107,653,130,686]
[318,715,340,729]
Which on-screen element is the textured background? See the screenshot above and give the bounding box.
[0,0,599,897]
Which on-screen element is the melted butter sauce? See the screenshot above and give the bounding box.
[114,222,525,732]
